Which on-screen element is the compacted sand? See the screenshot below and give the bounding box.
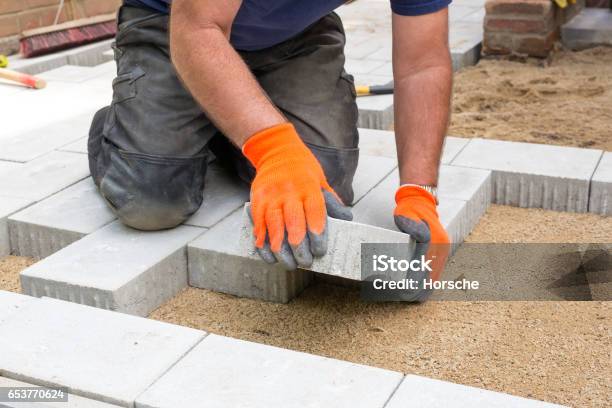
[450,46,612,150]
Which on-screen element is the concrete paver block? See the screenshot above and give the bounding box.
[0,297,205,407]
[0,112,94,162]
[58,136,88,154]
[0,290,38,325]
[352,164,491,246]
[188,209,311,303]
[345,58,387,75]
[0,152,90,202]
[8,178,115,259]
[449,21,483,71]
[386,375,567,407]
[185,163,249,228]
[0,160,21,175]
[352,153,397,204]
[589,152,612,216]
[239,205,413,281]
[358,129,469,164]
[452,139,602,212]
[20,221,204,316]
[136,334,403,408]
[0,376,122,408]
[562,9,612,50]
[356,95,394,130]
[0,197,34,257]
[39,65,108,83]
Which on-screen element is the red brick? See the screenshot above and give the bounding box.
[0,15,20,37]
[514,31,557,57]
[485,17,552,34]
[483,32,514,55]
[0,0,23,15]
[80,0,121,17]
[485,0,552,16]
[18,9,43,31]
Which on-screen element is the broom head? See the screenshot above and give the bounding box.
[20,14,117,58]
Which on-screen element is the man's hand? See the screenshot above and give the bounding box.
[244,123,352,270]
[394,185,450,301]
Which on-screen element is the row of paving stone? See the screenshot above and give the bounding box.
[0,290,566,408]
[1,127,609,310]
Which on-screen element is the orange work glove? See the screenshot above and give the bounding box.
[243,123,352,270]
[394,184,451,301]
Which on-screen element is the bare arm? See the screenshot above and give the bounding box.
[170,0,285,147]
[392,8,452,186]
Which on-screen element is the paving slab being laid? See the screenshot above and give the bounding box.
[188,209,313,303]
[0,297,205,407]
[20,221,204,316]
[589,151,612,216]
[8,178,116,259]
[38,63,116,84]
[451,139,603,212]
[0,161,21,176]
[0,376,123,408]
[562,8,612,50]
[136,334,403,408]
[356,94,394,130]
[58,136,88,154]
[0,198,34,257]
[385,375,567,408]
[0,151,89,202]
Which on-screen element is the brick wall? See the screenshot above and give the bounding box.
[0,0,121,55]
[483,0,585,58]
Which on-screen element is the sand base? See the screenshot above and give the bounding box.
[450,47,612,150]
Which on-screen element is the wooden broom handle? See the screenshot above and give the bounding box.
[0,68,46,89]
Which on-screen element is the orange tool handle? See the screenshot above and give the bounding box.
[0,68,46,89]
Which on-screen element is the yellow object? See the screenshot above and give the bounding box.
[355,85,370,96]
[554,0,568,7]
[0,55,8,68]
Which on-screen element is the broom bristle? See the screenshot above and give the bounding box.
[20,20,117,58]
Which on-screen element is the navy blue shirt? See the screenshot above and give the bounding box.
[123,0,451,50]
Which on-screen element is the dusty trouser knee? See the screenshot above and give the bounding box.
[96,137,208,231]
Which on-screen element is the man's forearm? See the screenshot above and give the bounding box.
[170,2,285,147]
[392,10,452,186]
[394,64,452,185]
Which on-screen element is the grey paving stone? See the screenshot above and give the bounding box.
[8,178,115,259]
[352,164,491,247]
[449,4,481,22]
[345,58,387,75]
[352,154,397,204]
[136,334,403,408]
[450,21,483,71]
[0,297,205,407]
[58,136,88,154]
[351,73,393,87]
[589,152,612,216]
[0,111,94,162]
[562,9,612,50]
[344,37,389,60]
[370,61,392,77]
[188,209,312,303]
[0,291,38,325]
[239,205,413,281]
[356,94,394,130]
[0,197,34,257]
[452,139,603,212]
[0,151,89,201]
[386,374,567,408]
[0,160,21,175]
[20,221,204,316]
[39,65,108,83]
[0,376,122,408]
[185,163,249,228]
